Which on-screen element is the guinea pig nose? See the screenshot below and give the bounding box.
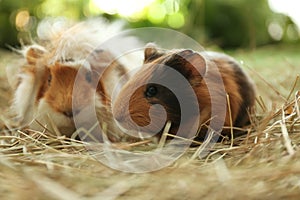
[63,109,81,118]
[63,111,73,118]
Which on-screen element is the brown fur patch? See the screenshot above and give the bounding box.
[26,47,45,65]
[36,67,50,102]
[44,63,94,115]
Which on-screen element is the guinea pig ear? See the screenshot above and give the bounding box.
[144,43,165,63]
[24,45,46,65]
[88,49,115,70]
[167,49,207,81]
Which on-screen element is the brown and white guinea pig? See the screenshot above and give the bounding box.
[112,43,256,141]
[11,45,127,139]
[10,18,137,139]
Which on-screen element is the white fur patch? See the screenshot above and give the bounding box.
[13,72,36,123]
[31,99,75,135]
[37,18,143,69]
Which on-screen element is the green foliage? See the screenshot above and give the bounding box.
[0,0,299,49]
[184,0,299,48]
[0,0,42,47]
[0,0,87,48]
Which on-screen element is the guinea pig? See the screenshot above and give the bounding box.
[112,43,256,141]
[12,45,127,140]
[10,18,143,141]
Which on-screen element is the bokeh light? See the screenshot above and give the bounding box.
[92,0,154,17]
[268,0,300,30]
[167,12,184,28]
[0,0,299,48]
[268,22,283,41]
[147,4,166,24]
[15,10,30,31]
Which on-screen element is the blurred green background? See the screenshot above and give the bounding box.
[0,0,299,49]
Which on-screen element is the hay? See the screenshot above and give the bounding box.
[1,47,300,199]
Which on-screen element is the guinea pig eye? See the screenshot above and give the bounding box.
[145,85,158,98]
[48,74,52,85]
[85,71,92,83]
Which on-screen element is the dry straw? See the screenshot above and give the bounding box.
[1,60,300,198]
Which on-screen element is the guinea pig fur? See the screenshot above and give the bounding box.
[112,44,256,141]
[12,45,127,139]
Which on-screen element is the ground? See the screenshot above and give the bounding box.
[0,44,299,200]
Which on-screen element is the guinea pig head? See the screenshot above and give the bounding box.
[34,61,99,136]
[113,45,206,137]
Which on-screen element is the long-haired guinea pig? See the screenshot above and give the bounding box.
[11,44,127,139]
[9,18,143,141]
[112,43,256,141]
